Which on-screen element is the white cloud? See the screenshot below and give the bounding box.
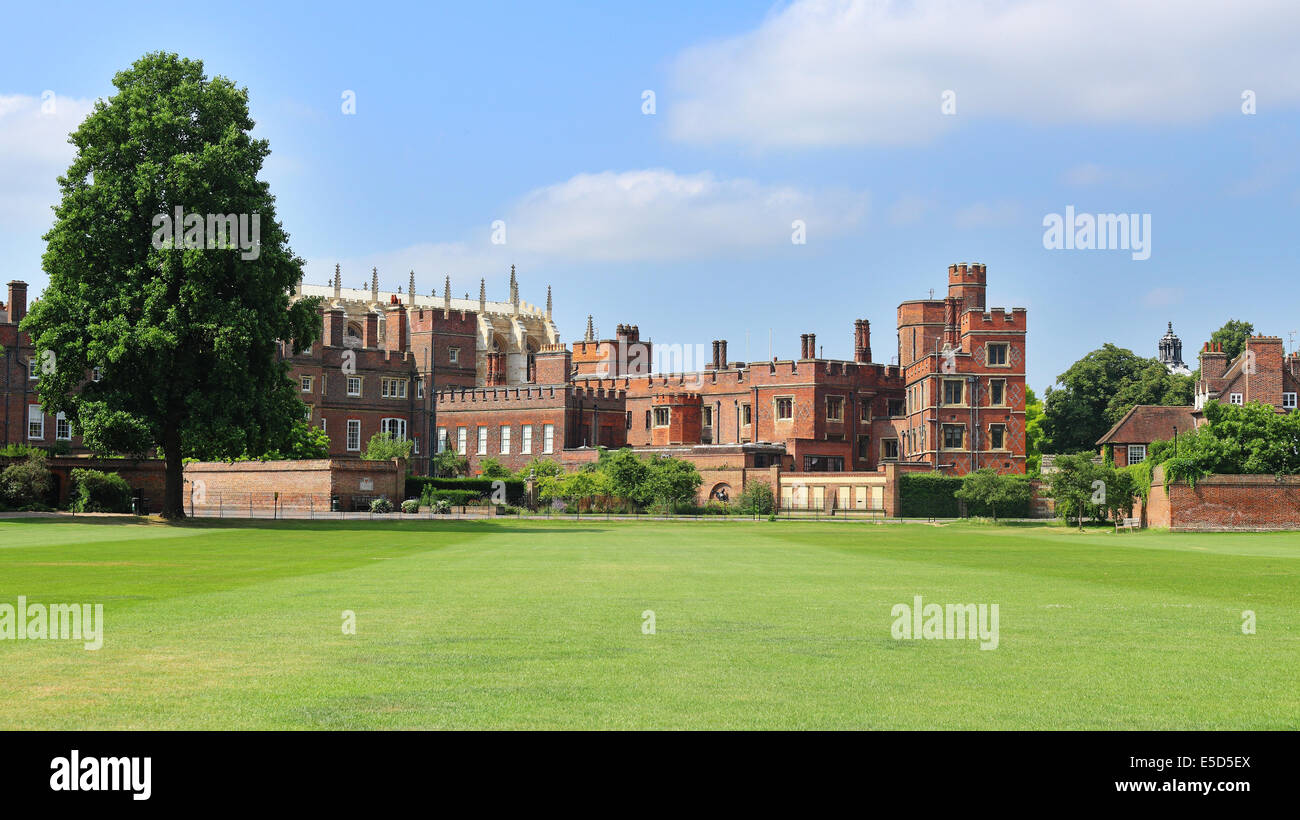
[504,169,866,261]
[0,93,96,230]
[667,0,1300,149]
[307,168,869,283]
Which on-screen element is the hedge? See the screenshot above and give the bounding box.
[420,489,481,507]
[405,476,526,504]
[69,468,133,513]
[898,472,1032,519]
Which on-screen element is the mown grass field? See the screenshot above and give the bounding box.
[0,517,1296,729]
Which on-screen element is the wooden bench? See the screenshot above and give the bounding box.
[1116,516,1140,532]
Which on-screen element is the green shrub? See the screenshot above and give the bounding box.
[419,485,480,507]
[407,476,525,504]
[432,499,451,514]
[477,457,513,479]
[900,472,1032,519]
[0,453,53,509]
[369,497,394,514]
[69,469,133,513]
[736,481,775,515]
[401,499,420,514]
[362,432,413,461]
[0,443,44,459]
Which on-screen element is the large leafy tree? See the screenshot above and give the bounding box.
[1042,344,1193,454]
[1209,319,1255,363]
[24,53,319,518]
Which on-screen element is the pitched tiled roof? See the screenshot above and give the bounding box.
[1096,405,1198,446]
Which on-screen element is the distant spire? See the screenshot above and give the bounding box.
[479,278,486,313]
[443,275,451,319]
[409,271,416,305]
[371,267,379,301]
[585,314,594,342]
[333,263,341,298]
[546,285,552,320]
[509,264,519,315]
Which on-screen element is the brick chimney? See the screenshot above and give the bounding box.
[943,296,960,348]
[534,344,571,385]
[718,339,728,367]
[326,307,345,347]
[1199,342,1228,380]
[710,340,721,370]
[384,303,408,353]
[7,281,27,324]
[854,319,872,363]
[363,311,379,348]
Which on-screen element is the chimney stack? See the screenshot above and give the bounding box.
[385,303,408,353]
[854,319,872,363]
[363,311,379,348]
[1199,341,1228,380]
[6,281,27,324]
[326,307,345,347]
[719,339,728,367]
[806,333,816,360]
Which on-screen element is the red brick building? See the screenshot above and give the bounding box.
[1097,335,1300,465]
[4,262,1028,483]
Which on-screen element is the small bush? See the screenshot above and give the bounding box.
[401,499,420,514]
[433,499,451,514]
[0,453,53,509]
[0,443,44,459]
[69,469,133,513]
[362,432,413,461]
[703,500,733,516]
[737,481,775,515]
[369,497,394,514]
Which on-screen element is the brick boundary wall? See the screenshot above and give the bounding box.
[0,455,166,512]
[1146,465,1300,531]
[183,458,404,512]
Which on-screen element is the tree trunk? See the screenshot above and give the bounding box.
[161,423,185,519]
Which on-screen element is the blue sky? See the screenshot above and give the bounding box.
[4,0,1300,393]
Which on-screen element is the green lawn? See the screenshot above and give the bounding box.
[0,517,1296,729]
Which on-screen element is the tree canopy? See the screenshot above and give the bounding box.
[954,468,1030,522]
[1209,319,1255,363]
[1042,344,1194,453]
[24,52,319,517]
